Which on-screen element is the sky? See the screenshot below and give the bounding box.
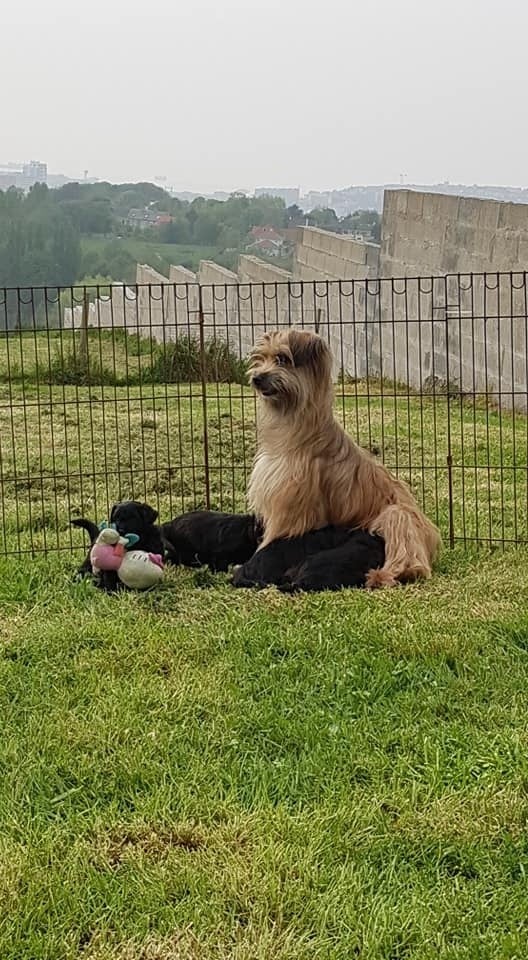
[2,0,527,192]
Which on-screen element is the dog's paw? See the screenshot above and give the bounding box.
[277,582,301,594]
[365,568,398,590]
[231,567,253,588]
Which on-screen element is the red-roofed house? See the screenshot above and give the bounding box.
[246,225,287,257]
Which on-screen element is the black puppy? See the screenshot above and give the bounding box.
[71,500,163,591]
[232,524,353,588]
[280,531,385,593]
[233,527,385,591]
[160,510,262,572]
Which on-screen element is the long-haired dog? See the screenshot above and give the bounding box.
[247,329,441,588]
[232,525,384,591]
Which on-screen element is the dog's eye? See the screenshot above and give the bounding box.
[276,354,290,367]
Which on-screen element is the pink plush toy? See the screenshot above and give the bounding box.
[90,527,164,590]
[90,527,127,572]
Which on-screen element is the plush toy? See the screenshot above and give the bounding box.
[90,525,164,590]
[118,549,164,589]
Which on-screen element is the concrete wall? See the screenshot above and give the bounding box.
[380,189,528,277]
[63,284,138,331]
[365,271,528,411]
[374,190,528,408]
[123,244,381,380]
[135,264,171,340]
[169,264,197,284]
[292,227,381,378]
[96,285,139,331]
[237,255,302,356]
[293,226,380,281]
[167,264,200,341]
[238,255,292,285]
[197,261,241,354]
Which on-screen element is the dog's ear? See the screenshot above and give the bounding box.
[288,330,328,370]
[139,502,158,524]
[109,503,118,522]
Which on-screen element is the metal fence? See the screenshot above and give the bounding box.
[1,272,527,557]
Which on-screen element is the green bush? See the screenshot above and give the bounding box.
[144,336,246,385]
[41,334,246,386]
[46,347,122,386]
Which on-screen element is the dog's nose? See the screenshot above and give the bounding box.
[252,374,264,388]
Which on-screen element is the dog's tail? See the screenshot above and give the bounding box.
[70,517,99,545]
[366,504,441,588]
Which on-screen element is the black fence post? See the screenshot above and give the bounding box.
[198,284,211,510]
[444,276,455,549]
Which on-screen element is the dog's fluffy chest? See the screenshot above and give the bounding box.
[249,450,315,515]
[250,452,288,499]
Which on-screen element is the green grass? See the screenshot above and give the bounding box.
[1,549,528,958]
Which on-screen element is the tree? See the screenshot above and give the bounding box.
[25,182,50,209]
[218,225,240,250]
[285,204,305,226]
[192,209,221,245]
[112,182,168,211]
[157,217,191,244]
[0,192,80,285]
[249,195,286,229]
[61,198,114,234]
[339,209,381,242]
[305,207,340,231]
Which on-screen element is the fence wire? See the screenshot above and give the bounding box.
[1,273,527,556]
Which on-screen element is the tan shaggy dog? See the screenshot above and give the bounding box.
[247,328,441,588]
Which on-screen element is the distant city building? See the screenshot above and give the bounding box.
[300,183,528,217]
[301,191,332,212]
[255,187,300,207]
[22,160,47,184]
[0,159,47,190]
[0,173,16,190]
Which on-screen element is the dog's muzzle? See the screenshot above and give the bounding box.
[115,521,131,536]
[251,373,277,397]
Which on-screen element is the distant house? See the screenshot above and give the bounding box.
[246,225,288,257]
[126,207,172,231]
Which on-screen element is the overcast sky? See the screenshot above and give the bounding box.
[2,0,527,192]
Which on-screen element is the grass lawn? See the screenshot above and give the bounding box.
[2,547,528,958]
[2,346,528,956]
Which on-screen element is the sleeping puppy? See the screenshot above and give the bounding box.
[279,531,385,593]
[160,510,262,572]
[71,500,163,591]
[232,524,355,588]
